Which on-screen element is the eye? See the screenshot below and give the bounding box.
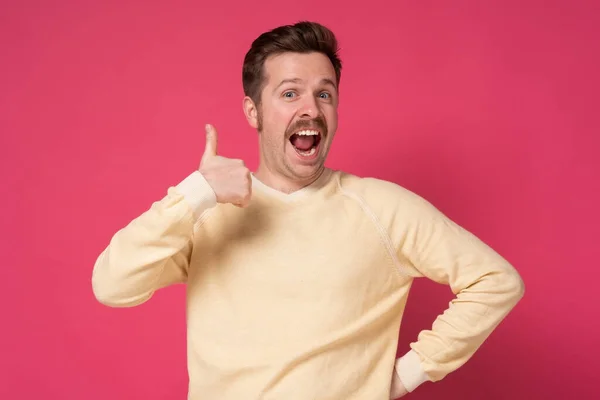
[319,92,331,99]
[283,91,296,98]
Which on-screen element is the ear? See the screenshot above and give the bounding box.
[243,96,259,129]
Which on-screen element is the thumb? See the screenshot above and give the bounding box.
[202,124,218,159]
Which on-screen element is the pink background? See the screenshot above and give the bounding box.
[2,1,598,399]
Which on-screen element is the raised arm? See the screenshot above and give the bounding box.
[91,124,252,307]
[91,172,217,307]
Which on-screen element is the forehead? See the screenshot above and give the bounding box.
[263,52,337,88]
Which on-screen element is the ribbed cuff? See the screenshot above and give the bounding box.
[175,171,217,218]
[394,350,431,392]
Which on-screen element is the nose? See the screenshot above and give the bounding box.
[298,96,319,119]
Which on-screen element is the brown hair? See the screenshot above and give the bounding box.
[242,21,342,106]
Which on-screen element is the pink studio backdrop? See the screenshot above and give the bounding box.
[2,1,598,399]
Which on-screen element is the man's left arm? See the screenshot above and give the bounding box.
[391,194,525,393]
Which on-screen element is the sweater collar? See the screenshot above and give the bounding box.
[251,168,335,202]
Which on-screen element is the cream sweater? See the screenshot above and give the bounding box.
[92,168,524,399]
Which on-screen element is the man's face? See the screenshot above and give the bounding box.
[244,52,339,184]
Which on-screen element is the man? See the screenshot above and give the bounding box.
[92,21,525,399]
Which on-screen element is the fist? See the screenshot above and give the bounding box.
[199,124,252,207]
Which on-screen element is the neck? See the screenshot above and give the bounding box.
[253,163,325,194]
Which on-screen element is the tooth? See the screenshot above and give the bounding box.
[297,130,318,136]
[298,147,316,156]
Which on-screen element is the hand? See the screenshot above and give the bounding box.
[199,124,252,207]
[390,368,409,399]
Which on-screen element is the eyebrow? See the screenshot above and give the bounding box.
[273,77,337,93]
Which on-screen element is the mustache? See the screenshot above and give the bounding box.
[286,116,327,138]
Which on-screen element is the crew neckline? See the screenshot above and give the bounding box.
[251,168,335,202]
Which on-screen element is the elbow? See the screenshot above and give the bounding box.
[91,275,119,307]
[92,276,150,308]
[91,273,124,307]
[91,260,150,308]
[502,267,525,307]
[92,285,120,307]
[514,274,526,303]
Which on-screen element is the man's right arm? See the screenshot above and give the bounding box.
[91,171,217,307]
[91,124,252,308]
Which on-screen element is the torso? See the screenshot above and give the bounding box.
[184,169,411,399]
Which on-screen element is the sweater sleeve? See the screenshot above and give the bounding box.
[392,194,525,392]
[91,171,217,307]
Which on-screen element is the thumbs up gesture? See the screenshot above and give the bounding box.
[199,124,252,207]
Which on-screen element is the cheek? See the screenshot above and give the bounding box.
[325,107,338,130]
[262,103,290,127]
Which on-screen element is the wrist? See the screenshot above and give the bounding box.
[175,171,217,218]
[394,350,431,392]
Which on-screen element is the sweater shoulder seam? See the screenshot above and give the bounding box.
[335,176,414,279]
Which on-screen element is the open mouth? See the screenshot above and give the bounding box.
[289,130,322,157]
